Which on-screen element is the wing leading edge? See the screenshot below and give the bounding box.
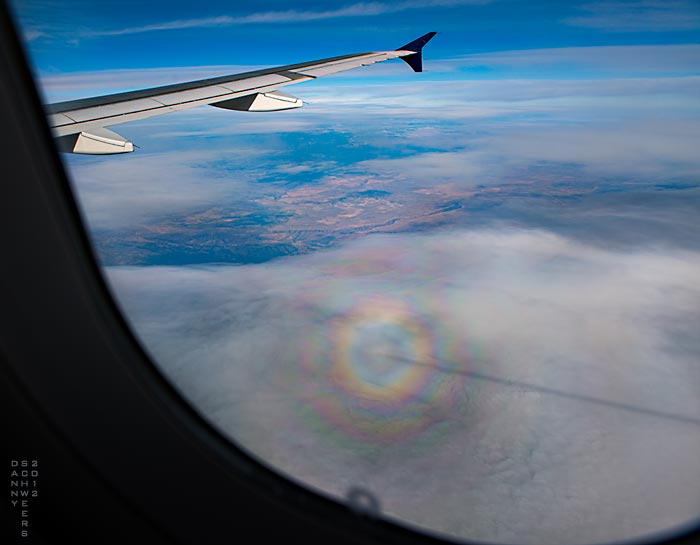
[48,32,437,154]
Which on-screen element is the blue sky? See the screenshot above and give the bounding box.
[10,0,700,75]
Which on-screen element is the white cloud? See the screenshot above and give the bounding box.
[53,72,700,236]
[22,27,45,42]
[358,150,487,183]
[564,0,700,32]
[146,114,318,138]
[63,148,266,230]
[105,227,700,545]
[297,76,700,116]
[449,44,700,75]
[486,119,700,177]
[82,0,489,37]
[341,117,700,183]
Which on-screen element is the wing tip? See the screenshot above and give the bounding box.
[396,32,438,73]
[396,32,438,54]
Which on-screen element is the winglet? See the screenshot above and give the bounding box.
[395,32,437,73]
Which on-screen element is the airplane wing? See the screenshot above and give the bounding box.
[47,32,437,154]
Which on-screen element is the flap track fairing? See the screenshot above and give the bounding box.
[212,90,303,112]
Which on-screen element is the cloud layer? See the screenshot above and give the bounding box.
[81,0,490,37]
[564,1,700,32]
[56,64,700,268]
[106,228,700,545]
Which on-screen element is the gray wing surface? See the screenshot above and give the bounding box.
[48,32,436,154]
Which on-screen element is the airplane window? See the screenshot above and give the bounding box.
[8,0,700,544]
